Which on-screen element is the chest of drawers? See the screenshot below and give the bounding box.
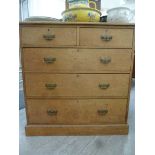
[20,22,134,136]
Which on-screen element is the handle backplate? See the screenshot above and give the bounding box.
[100,57,111,64]
[43,34,55,40]
[99,83,110,89]
[44,57,56,64]
[47,109,58,116]
[98,109,108,115]
[45,83,57,89]
[101,35,112,41]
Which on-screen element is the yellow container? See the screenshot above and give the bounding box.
[62,7,101,22]
[68,0,89,8]
[68,0,97,9]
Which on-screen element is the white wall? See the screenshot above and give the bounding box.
[28,0,65,19]
[102,0,124,9]
[21,0,135,20]
[101,0,135,10]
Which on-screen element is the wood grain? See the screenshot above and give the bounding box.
[20,21,135,27]
[80,28,133,48]
[25,73,130,97]
[25,124,129,136]
[27,99,127,125]
[23,48,132,73]
[20,22,135,136]
[21,27,76,47]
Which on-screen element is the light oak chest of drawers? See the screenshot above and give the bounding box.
[20,22,135,136]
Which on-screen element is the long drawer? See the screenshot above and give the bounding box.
[80,28,133,48]
[25,74,129,97]
[21,27,76,47]
[27,99,127,124]
[23,48,132,73]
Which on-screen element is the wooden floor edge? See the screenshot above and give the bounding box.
[25,124,129,136]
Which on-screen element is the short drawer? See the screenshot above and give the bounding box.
[25,74,129,97]
[27,99,127,125]
[23,48,132,73]
[80,28,133,48]
[21,27,76,47]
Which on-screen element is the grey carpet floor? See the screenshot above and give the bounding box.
[19,80,135,155]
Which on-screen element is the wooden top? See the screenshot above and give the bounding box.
[19,21,135,27]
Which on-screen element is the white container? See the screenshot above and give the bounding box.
[107,7,134,23]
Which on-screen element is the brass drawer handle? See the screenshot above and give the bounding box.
[101,35,112,41]
[45,83,57,89]
[43,34,55,40]
[44,57,56,64]
[99,83,110,89]
[47,109,58,116]
[100,57,111,64]
[98,109,108,115]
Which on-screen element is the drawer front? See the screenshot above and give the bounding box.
[80,28,133,48]
[25,74,129,97]
[23,48,132,73]
[21,27,76,46]
[27,99,127,124]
